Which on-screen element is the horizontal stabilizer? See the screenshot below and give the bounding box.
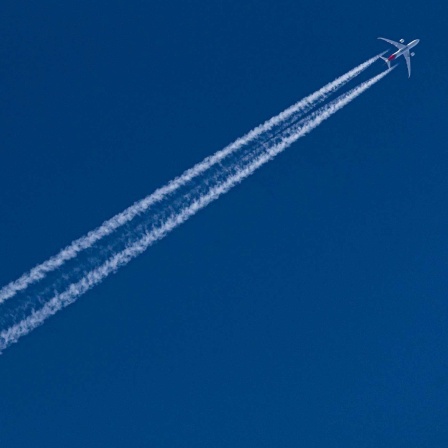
[380,56,391,69]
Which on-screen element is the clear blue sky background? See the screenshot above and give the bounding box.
[1,1,447,446]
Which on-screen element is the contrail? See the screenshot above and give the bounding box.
[0,68,393,352]
[0,54,383,305]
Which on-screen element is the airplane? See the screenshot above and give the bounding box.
[378,37,420,78]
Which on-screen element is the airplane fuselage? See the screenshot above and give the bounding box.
[387,39,420,62]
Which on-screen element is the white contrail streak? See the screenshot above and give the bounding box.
[0,68,393,352]
[0,54,383,304]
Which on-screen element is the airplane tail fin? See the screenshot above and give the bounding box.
[380,56,391,69]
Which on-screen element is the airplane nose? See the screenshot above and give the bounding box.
[415,39,420,44]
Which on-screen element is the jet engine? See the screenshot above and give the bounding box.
[411,52,415,56]
[399,39,405,43]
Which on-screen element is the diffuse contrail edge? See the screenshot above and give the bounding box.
[0,67,393,352]
[0,54,383,304]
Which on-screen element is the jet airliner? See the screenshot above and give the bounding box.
[378,37,420,78]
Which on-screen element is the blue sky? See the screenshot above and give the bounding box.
[1,0,447,446]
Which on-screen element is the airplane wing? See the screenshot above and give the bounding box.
[377,37,405,50]
[403,50,411,77]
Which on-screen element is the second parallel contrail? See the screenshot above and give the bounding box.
[0,54,383,305]
[0,67,393,352]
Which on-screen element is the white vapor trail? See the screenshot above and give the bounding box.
[0,54,383,305]
[0,68,393,352]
